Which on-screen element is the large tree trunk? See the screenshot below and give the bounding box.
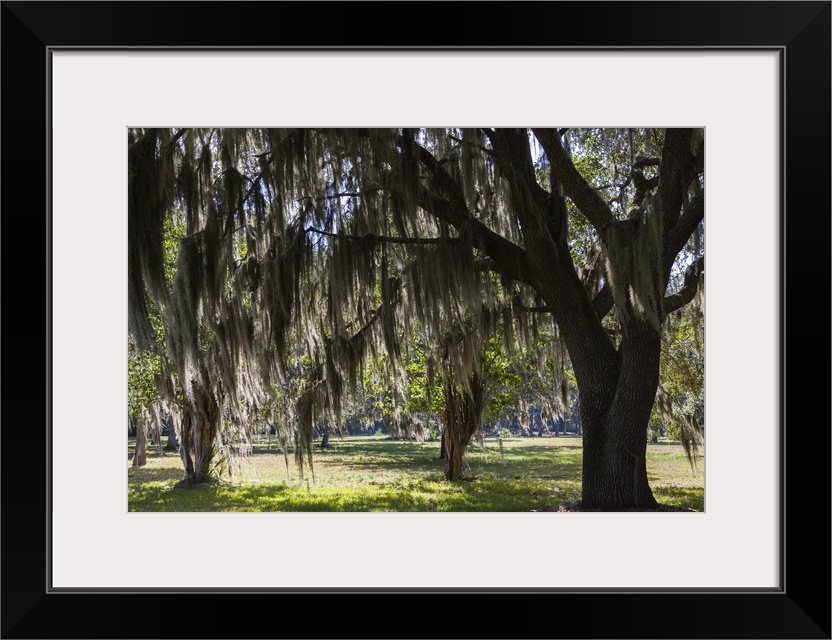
[444,436,467,481]
[522,199,664,509]
[166,427,178,450]
[440,372,483,481]
[578,325,661,510]
[153,423,163,457]
[164,413,179,450]
[178,390,220,484]
[193,397,219,483]
[132,420,147,467]
[382,413,395,438]
[179,411,195,480]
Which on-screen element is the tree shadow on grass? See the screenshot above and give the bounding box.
[127,466,181,483]
[128,473,584,512]
[129,482,428,512]
[128,474,698,512]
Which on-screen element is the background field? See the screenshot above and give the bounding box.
[128,435,704,512]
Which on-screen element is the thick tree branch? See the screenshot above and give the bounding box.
[166,128,190,148]
[399,134,470,213]
[632,171,660,206]
[485,128,550,205]
[447,134,495,157]
[658,128,696,230]
[633,157,660,169]
[243,149,277,204]
[414,186,533,285]
[664,189,704,270]
[663,257,704,316]
[389,134,534,287]
[336,128,534,286]
[532,128,615,241]
[485,128,559,258]
[591,284,615,321]
[341,281,402,338]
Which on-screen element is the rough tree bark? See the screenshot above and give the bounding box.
[178,389,220,484]
[440,371,484,481]
[153,422,163,457]
[132,420,147,468]
[164,413,179,450]
[574,324,661,509]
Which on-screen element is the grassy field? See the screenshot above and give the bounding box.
[128,434,704,512]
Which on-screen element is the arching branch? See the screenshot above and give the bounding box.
[415,186,533,286]
[664,189,704,270]
[532,127,615,240]
[347,129,535,287]
[485,128,559,257]
[340,278,403,339]
[592,284,615,321]
[404,134,469,211]
[663,257,704,316]
[658,128,698,231]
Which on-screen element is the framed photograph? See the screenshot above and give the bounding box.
[3,2,828,638]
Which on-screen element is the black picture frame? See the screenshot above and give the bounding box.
[2,2,829,638]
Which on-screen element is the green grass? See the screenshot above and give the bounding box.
[128,435,704,512]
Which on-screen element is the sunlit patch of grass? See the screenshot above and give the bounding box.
[652,486,705,511]
[128,434,703,512]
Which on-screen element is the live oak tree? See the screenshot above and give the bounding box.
[128,127,703,509]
